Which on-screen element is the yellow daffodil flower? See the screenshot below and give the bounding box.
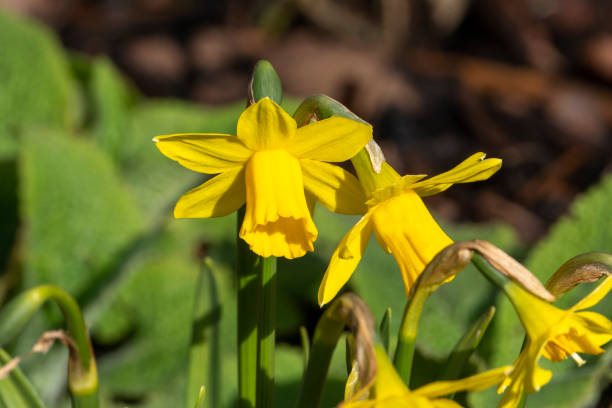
[342,345,511,408]
[497,275,612,408]
[318,152,502,305]
[154,98,372,259]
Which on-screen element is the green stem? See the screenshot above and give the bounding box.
[0,285,90,370]
[438,306,496,384]
[471,253,511,290]
[237,208,260,408]
[256,256,277,408]
[236,59,282,408]
[0,285,98,406]
[0,348,45,408]
[393,287,431,386]
[296,307,345,408]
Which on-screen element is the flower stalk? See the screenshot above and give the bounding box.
[237,60,281,408]
[296,293,376,408]
[393,287,430,386]
[0,285,98,407]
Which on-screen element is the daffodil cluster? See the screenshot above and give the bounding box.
[154,83,612,408]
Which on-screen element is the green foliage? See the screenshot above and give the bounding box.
[88,57,139,160]
[1,8,611,408]
[19,129,144,296]
[0,349,44,408]
[0,11,76,158]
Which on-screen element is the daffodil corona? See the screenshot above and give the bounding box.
[497,275,612,408]
[154,98,372,259]
[318,152,502,306]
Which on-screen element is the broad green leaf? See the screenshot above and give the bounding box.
[0,10,76,158]
[88,57,139,159]
[19,129,143,296]
[89,217,236,405]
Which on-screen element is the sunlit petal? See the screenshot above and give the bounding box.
[175,167,245,218]
[409,153,502,197]
[301,159,367,215]
[414,366,512,398]
[154,133,252,173]
[572,275,612,311]
[289,117,372,162]
[318,214,373,306]
[236,98,296,150]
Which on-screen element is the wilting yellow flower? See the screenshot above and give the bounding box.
[342,345,510,408]
[497,275,612,408]
[318,153,501,305]
[154,98,372,259]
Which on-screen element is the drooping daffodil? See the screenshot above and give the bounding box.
[318,152,502,306]
[154,98,372,259]
[497,275,612,408]
[341,344,511,408]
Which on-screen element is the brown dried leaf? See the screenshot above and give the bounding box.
[545,252,612,298]
[419,240,555,301]
[0,330,74,379]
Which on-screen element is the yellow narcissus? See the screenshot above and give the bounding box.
[318,153,502,306]
[341,345,511,408]
[154,98,372,259]
[497,275,612,408]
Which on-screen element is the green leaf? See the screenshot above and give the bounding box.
[88,57,139,159]
[19,129,144,296]
[0,349,45,408]
[0,10,77,158]
[88,217,236,406]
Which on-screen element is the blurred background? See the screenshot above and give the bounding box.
[0,1,611,407]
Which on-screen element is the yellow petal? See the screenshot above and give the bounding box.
[153,133,252,173]
[372,346,411,400]
[236,98,296,151]
[410,153,502,197]
[288,117,373,162]
[572,274,612,311]
[301,159,367,215]
[414,366,512,398]
[542,311,612,362]
[239,149,316,259]
[371,190,453,295]
[497,347,552,408]
[318,213,373,306]
[174,167,245,218]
